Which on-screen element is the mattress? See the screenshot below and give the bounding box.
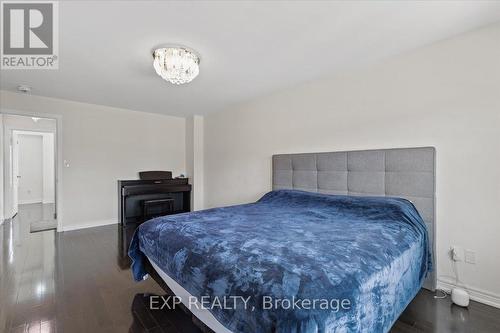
[129,190,432,333]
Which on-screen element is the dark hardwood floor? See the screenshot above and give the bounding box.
[1,204,499,332]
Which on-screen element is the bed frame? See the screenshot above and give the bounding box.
[272,147,436,291]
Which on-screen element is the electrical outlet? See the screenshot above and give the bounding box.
[465,249,476,264]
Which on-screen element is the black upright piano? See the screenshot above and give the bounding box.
[118,171,191,227]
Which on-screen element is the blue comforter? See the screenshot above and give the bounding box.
[129,190,431,333]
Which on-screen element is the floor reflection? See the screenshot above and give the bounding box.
[129,293,202,333]
[118,225,137,269]
[0,204,163,333]
[120,226,203,332]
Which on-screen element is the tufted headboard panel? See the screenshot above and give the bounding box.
[272,147,436,290]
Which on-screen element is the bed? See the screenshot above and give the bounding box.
[129,147,435,333]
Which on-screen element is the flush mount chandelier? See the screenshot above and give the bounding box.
[152,46,200,85]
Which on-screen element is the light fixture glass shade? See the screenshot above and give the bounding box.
[153,47,200,85]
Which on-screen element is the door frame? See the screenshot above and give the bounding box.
[0,109,63,232]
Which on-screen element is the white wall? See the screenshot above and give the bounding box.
[17,134,44,204]
[42,133,55,204]
[0,114,3,223]
[186,116,194,208]
[193,116,204,211]
[204,23,500,303]
[0,92,186,230]
[185,115,205,211]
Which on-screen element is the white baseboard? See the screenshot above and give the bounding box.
[437,277,500,309]
[42,200,55,204]
[19,199,43,205]
[60,219,118,232]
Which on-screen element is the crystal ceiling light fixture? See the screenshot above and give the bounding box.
[152,46,200,85]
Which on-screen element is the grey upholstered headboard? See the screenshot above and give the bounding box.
[272,147,436,290]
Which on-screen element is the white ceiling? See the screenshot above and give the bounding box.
[1,1,500,117]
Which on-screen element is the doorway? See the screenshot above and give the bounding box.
[2,114,58,231]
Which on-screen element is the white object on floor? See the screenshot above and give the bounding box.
[451,287,470,307]
[148,257,233,333]
[30,220,57,233]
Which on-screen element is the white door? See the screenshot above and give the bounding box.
[12,132,19,216]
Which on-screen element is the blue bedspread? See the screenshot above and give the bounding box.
[129,190,431,333]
